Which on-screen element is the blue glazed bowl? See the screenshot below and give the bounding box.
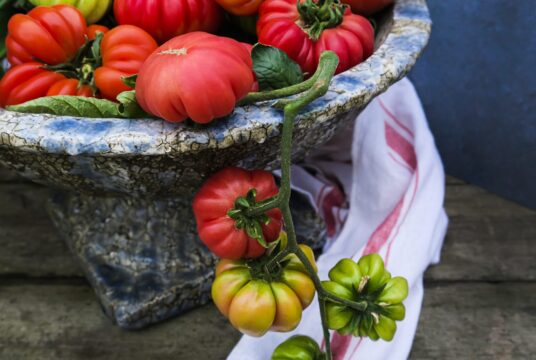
[0,0,431,196]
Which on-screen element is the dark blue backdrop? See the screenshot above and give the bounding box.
[409,0,536,209]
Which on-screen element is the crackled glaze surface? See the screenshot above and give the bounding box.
[47,190,326,329]
[0,0,431,196]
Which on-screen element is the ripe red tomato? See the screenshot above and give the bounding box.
[136,32,254,124]
[94,25,158,100]
[6,5,87,66]
[257,0,375,75]
[342,0,393,16]
[46,79,93,97]
[113,0,223,43]
[215,0,263,16]
[86,24,109,40]
[0,62,66,107]
[192,167,282,259]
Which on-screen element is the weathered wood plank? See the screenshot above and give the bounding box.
[445,184,536,219]
[424,183,536,282]
[0,284,241,360]
[424,215,536,281]
[412,283,536,359]
[0,283,533,359]
[0,184,82,277]
[445,175,465,185]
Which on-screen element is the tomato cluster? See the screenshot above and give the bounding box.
[0,5,157,107]
[323,254,408,341]
[0,0,387,123]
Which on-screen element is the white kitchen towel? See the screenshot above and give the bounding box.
[228,78,448,360]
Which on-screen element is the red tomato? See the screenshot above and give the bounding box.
[6,5,87,66]
[0,62,67,107]
[136,32,254,124]
[257,0,375,75]
[342,0,393,16]
[215,0,263,16]
[192,167,282,259]
[46,78,94,97]
[113,0,223,43]
[86,24,109,40]
[94,25,158,101]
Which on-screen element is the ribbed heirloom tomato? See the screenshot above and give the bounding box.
[28,0,112,24]
[1,5,157,106]
[212,241,317,336]
[193,167,282,259]
[0,63,66,107]
[257,0,375,75]
[136,32,254,124]
[94,25,158,100]
[114,0,223,43]
[322,254,408,341]
[6,5,87,66]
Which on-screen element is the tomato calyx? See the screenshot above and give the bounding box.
[41,32,105,96]
[228,188,273,248]
[297,0,347,40]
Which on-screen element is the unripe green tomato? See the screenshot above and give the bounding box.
[377,276,409,304]
[373,315,397,341]
[328,258,362,291]
[28,0,112,24]
[357,253,388,292]
[272,335,324,360]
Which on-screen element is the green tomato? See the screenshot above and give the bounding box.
[28,0,112,24]
[377,276,409,304]
[328,258,362,291]
[323,254,409,342]
[382,303,406,321]
[325,302,353,330]
[272,335,324,360]
[357,253,387,292]
[374,315,397,341]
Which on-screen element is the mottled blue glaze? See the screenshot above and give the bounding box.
[0,1,431,195]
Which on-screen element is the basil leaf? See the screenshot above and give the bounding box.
[7,96,122,118]
[117,90,149,118]
[252,44,303,91]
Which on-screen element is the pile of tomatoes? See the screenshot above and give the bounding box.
[0,0,392,123]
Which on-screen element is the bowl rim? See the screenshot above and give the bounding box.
[0,0,431,157]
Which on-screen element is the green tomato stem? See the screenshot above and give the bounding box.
[238,63,324,106]
[275,51,338,360]
[245,51,369,359]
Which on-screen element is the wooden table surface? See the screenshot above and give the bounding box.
[0,170,534,359]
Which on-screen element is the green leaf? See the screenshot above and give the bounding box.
[121,74,137,88]
[7,96,122,118]
[251,44,303,91]
[117,90,149,118]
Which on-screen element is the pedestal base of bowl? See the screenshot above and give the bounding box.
[46,190,326,329]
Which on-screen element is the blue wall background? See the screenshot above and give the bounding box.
[409,1,536,209]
